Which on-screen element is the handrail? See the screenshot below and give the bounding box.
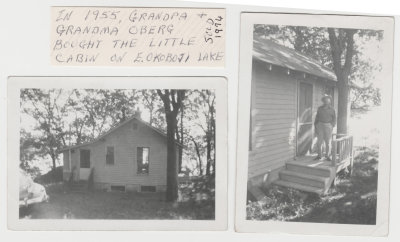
[331,135,353,167]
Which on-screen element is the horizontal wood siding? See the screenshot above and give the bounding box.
[249,59,297,178]
[63,152,70,171]
[94,120,168,186]
[66,119,179,187]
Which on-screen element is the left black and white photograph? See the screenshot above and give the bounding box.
[8,76,228,230]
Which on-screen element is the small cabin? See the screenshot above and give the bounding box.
[59,115,180,193]
[248,36,353,195]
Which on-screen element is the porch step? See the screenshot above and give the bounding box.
[279,170,329,188]
[286,161,332,177]
[273,179,325,195]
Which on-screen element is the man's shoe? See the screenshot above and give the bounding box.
[314,156,322,160]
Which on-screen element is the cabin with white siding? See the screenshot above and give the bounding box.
[60,113,180,193]
[248,36,346,194]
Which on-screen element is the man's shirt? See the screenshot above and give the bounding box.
[314,105,336,127]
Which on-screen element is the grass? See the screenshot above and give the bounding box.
[20,183,215,220]
[246,146,378,224]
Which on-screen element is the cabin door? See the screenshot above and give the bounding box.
[79,149,91,180]
[297,82,313,156]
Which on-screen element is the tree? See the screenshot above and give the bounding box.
[254,25,383,134]
[156,89,186,202]
[190,135,204,175]
[20,129,44,177]
[175,106,184,173]
[109,90,139,123]
[20,88,215,184]
[21,89,68,170]
[140,90,166,130]
[198,90,216,175]
[328,28,357,135]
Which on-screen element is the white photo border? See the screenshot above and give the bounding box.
[235,13,394,236]
[8,76,228,231]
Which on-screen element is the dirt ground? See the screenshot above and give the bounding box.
[20,185,215,220]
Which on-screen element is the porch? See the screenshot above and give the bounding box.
[274,135,354,195]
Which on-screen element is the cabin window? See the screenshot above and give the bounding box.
[137,147,149,174]
[106,146,115,165]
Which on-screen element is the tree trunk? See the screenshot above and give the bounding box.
[179,108,184,172]
[211,117,216,175]
[328,28,356,137]
[191,137,203,175]
[165,114,178,202]
[175,110,184,173]
[51,153,57,171]
[336,75,350,136]
[157,89,185,202]
[206,131,211,176]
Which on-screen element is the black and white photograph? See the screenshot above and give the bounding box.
[236,13,394,235]
[8,76,228,230]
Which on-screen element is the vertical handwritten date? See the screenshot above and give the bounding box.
[204,16,223,44]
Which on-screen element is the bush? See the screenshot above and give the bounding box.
[246,186,319,221]
[178,175,215,219]
[34,167,63,184]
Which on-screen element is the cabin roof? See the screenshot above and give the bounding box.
[253,36,337,82]
[59,116,183,152]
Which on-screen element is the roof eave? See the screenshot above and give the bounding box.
[253,57,337,83]
[58,117,184,153]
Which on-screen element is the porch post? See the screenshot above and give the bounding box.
[331,140,337,166]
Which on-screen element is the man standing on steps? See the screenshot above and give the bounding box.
[314,95,336,161]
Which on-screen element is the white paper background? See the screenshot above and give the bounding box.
[1,0,399,241]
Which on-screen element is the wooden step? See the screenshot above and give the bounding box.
[273,179,325,195]
[279,170,329,188]
[286,161,332,177]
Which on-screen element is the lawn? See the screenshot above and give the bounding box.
[20,183,215,220]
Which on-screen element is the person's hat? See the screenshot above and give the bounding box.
[321,95,332,102]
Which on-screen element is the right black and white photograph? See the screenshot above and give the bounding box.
[236,13,394,235]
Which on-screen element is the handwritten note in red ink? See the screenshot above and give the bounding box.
[51,7,225,67]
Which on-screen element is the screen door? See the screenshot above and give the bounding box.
[297,82,313,156]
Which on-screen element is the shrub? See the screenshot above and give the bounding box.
[34,166,63,184]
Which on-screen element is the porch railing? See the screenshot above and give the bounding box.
[331,134,354,167]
